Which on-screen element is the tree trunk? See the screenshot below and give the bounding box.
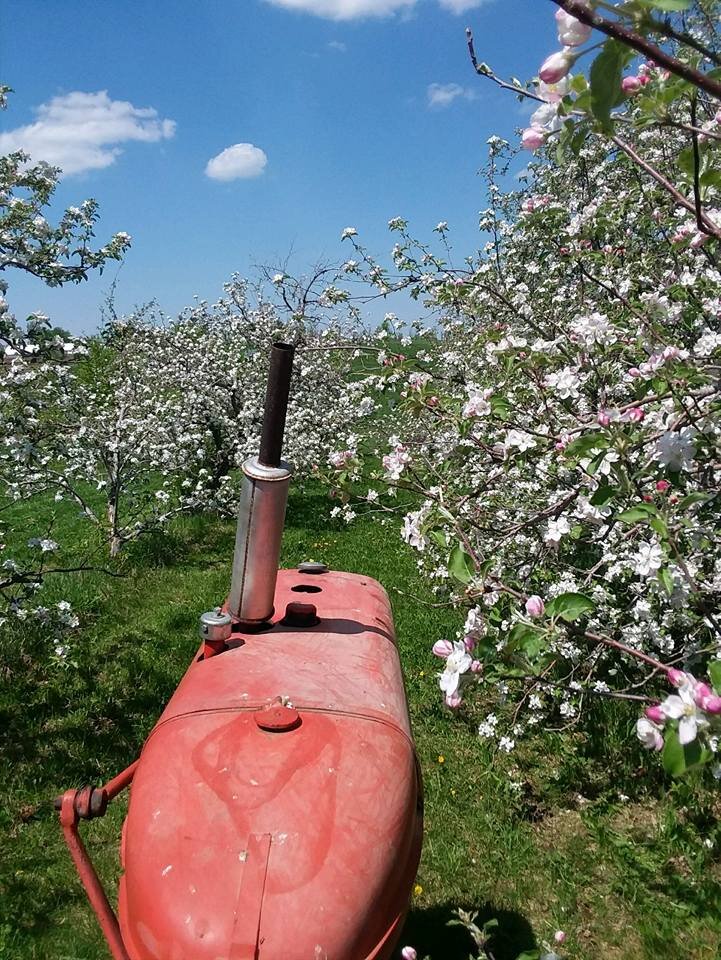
[107,499,122,557]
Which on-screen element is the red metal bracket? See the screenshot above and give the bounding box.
[55,760,139,960]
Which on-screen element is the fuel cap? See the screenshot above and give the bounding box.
[297,561,328,574]
[282,601,319,627]
[254,705,301,732]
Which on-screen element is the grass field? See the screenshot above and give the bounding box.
[2,485,721,960]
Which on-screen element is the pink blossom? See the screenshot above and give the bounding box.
[625,407,645,423]
[401,948,418,960]
[622,76,643,95]
[645,704,665,725]
[597,409,612,427]
[470,659,483,674]
[444,691,463,710]
[656,480,670,492]
[525,595,545,618]
[464,634,477,652]
[539,50,575,85]
[694,681,714,708]
[668,668,687,687]
[522,127,547,151]
[555,8,592,46]
[433,639,454,658]
[328,449,354,469]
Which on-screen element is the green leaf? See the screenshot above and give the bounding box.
[545,592,596,623]
[676,492,711,510]
[617,504,657,523]
[490,394,510,418]
[658,566,674,597]
[709,661,721,695]
[589,39,629,131]
[590,484,616,506]
[564,432,608,460]
[508,623,546,659]
[650,517,668,539]
[662,728,706,778]
[637,0,691,10]
[677,146,696,180]
[448,543,474,584]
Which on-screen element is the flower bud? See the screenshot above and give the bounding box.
[522,127,547,151]
[555,9,592,46]
[625,407,645,422]
[645,704,665,725]
[597,409,611,427]
[525,595,545,618]
[702,695,721,715]
[628,367,641,378]
[471,659,483,674]
[401,948,418,960]
[622,76,642,95]
[656,480,670,492]
[668,668,687,688]
[444,691,463,710]
[432,639,453,659]
[554,930,567,944]
[539,50,575,85]
[464,634,477,652]
[694,682,713,707]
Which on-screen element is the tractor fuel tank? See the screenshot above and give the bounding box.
[117,567,423,960]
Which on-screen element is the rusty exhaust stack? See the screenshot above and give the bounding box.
[227,342,294,624]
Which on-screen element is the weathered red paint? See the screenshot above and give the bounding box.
[58,568,422,960]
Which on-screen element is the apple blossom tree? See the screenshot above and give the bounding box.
[323,1,721,782]
[0,84,130,639]
[14,276,367,557]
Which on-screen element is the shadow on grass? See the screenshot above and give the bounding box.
[123,515,236,569]
[285,489,335,532]
[403,903,536,960]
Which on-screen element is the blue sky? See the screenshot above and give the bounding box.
[3,0,556,333]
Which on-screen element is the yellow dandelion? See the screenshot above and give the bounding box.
[413,883,423,897]
[438,755,445,764]
[419,670,425,677]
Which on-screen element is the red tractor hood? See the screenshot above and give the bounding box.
[117,569,422,960]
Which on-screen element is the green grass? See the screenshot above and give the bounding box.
[1,487,721,960]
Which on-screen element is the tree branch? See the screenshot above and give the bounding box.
[550,0,721,100]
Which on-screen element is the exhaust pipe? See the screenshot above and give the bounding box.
[227,342,294,625]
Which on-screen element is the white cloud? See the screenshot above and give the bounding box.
[328,39,347,51]
[437,0,492,12]
[427,82,477,108]
[0,91,175,176]
[205,143,268,181]
[265,0,415,19]
[265,0,493,17]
